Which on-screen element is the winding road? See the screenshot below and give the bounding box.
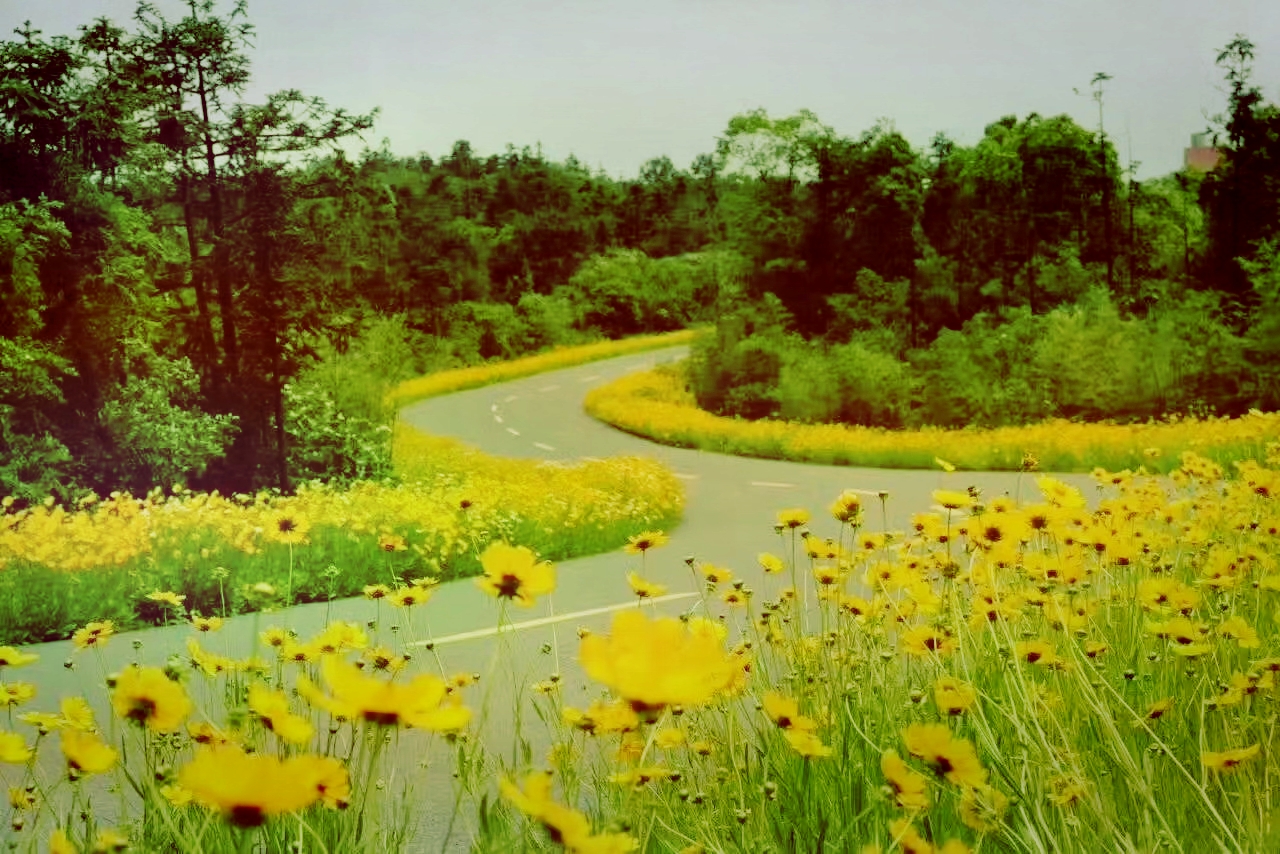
[12,345,1097,851]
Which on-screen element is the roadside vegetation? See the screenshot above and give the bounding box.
[586,361,1279,473]
[2,452,1279,852]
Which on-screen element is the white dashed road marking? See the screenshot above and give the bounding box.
[533,442,556,452]
[750,480,797,489]
[506,427,520,436]
[674,472,699,480]
[411,592,700,647]
[538,385,560,392]
[494,415,503,424]
[579,374,601,383]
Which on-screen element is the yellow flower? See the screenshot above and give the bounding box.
[0,647,37,668]
[831,491,865,523]
[8,786,35,810]
[475,542,556,607]
[762,691,818,732]
[902,723,987,787]
[247,683,315,745]
[654,727,686,750]
[626,571,667,599]
[579,609,741,716]
[161,784,194,808]
[259,626,293,648]
[699,563,733,585]
[0,682,35,709]
[500,772,637,853]
[933,677,977,715]
[783,727,834,757]
[1014,639,1060,667]
[389,586,431,608]
[958,784,1008,832]
[147,590,187,609]
[777,508,810,529]
[91,828,128,853]
[1201,743,1260,772]
[758,553,785,574]
[1218,615,1261,648]
[111,666,193,732]
[292,755,351,809]
[932,490,972,510]
[264,510,310,545]
[624,530,669,554]
[363,583,391,600]
[881,750,929,810]
[191,615,224,633]
[72,621,114,650]
[300,656,470,732]
[178,745,324,827]
[60,729,118,777]
[900,625,956,657]
[0,731,31,764]
[50,830,76,854]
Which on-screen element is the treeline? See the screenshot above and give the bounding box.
[2,1,1277,499]
[694,42,1280,428]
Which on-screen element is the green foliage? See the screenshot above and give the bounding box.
[99,354,239,488]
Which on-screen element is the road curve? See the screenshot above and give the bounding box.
[13,345,1097,851]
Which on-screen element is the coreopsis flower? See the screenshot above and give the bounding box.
[831,490,864,524]
[1014,639,1059,667]
[378,532,407,552]
[190,615,224,633]
[1218,615,1261,649]
[579,610,740,716]
[50,830,75,854]
[1048,774,1090,808]
[783,729,833,758]
[0,731,31,764]
[60,729,118,777]
[881,750,929,810]
[699,563,733,585]
[186,639,234,677]
[562,699,640,735]
[363,584,390,600]
[902,723,987,787]
[0,682,35,709]
[247,683,315,745]
[777,508,810,529]
[654,727,686,750]
[609,766,674,788]
[389,586,431,608]
[299,656,470,732]
[0,647,37,668]
[72,621,114,650]
[111,666,193,732]
[1201,743,1260,772]
[758,553,785,574]
[313,621,368,654]
[500,772,637,853]
[264,510,310,545]
[958,784,1008,832]
[762,691,818,732]
[933,677,977,716]
[178,745,324,827]
[361,646,409,674]
[627,572,667,599]
[8,786,35,810]
[932,490,973,511]
[475,542,555,607]
[147,590,186,609]
[91,828,128,853]
[624,530,669,554]
[900,625,956,658]
[293,755,351,809]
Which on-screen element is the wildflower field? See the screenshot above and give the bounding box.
[585,363,1280,475]
[0,336,691,645]
[1,447,1279,851]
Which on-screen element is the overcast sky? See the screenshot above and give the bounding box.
[5,0,1279,178]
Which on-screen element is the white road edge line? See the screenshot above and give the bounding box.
[533,442,556,451]
[506,427,521,436]
[674,472,698,480]
[750,480,797,489]
[578,374,601,382]
[538,384,560,392]
[410,592,700,647]
[582,456,603,463]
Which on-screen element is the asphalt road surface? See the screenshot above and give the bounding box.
[11,346,1096,851]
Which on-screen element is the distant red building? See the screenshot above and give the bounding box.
[1184,132,1222,172]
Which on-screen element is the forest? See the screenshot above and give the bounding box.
[2,0,1279,501]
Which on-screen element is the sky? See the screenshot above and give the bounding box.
[4,0,1280,179]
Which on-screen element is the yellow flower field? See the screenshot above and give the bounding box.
[585,362,1280,473]
[1,449,1278,851]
